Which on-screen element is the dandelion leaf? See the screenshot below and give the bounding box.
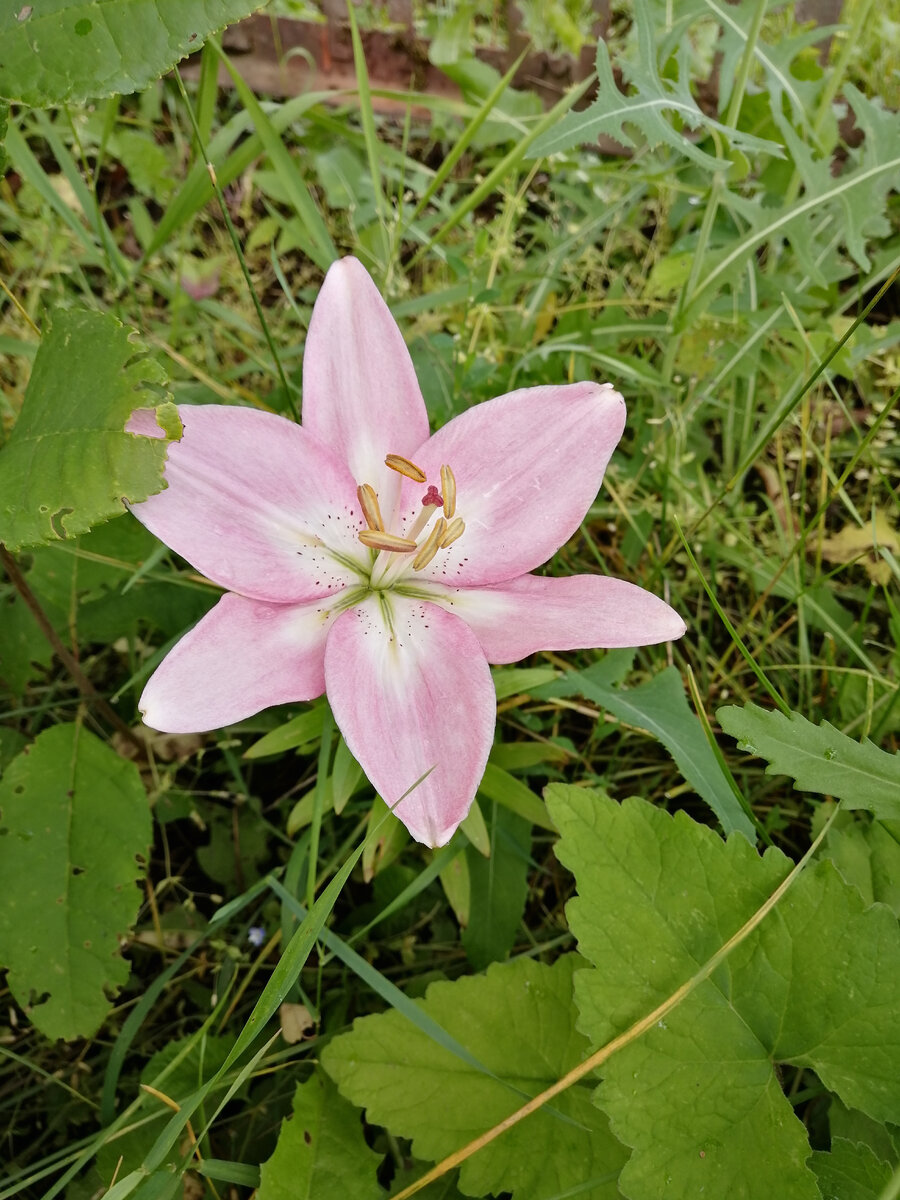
[258,1071,386,1200]
[0,308,179,552]
[322,955,628,1200]
[0,723,151,1040]
[547,785,900,1200]
[718,702,900,820]
[0,1,266,106]
[530,1,781,165]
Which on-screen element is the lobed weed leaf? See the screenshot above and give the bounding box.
[548,785,900,1200]
[719,702,900,820]
[322,955,629,1200]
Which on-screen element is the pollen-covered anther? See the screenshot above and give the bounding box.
[440,465,456,519]
[357,483,384,531]
[385,453,427,483]
[412,518,448,570]
[440,517,465,548]
[358,529,417,553]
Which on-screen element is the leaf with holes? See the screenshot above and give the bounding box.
[0,723,151,1040]
[547,784,900,1200]
[258,1071,386,1200]
[0,308,179,552]
[0,1,266,106]
[322,955,628,1199]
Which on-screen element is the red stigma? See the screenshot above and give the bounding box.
[422,485,443,508]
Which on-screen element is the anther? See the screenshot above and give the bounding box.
[357,483,384,531]
[358,529,417,553]
[385,454,427,483]
[412,518,448,570]
[440,465,456,519]
[440,517,465,548]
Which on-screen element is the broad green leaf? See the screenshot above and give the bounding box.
[0,591,54,695]
[258,1071,385,1200]
[718,702,900,820]
[0,723,151,1040]
[322,955,629,1200]
[0,1,265,106]
[811,1137,894,1200]
[461,806,531,969]
[817,808,900,917]
[530,1,781,166]
[0,309,179,552]
[546,785,900,1200]
[536,664,755,840]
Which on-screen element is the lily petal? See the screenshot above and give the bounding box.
[398,382,626,586]
[324,594,495,847]
[128,404,365,603]
[428,573,686,662]
[302,258,430,510]
[140,593,332,733]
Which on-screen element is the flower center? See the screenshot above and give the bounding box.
[356,454,465,583]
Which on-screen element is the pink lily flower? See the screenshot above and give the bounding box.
[127,258,685,846]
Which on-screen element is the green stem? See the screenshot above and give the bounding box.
[173,67,298,422]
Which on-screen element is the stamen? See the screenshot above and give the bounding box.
[422,484,443,508]
[385,454,427,483]
[440,517,465,548]
[440,464,456,519]
[357,483,384,531]
[358,529,417,553]
[412,518,448,570]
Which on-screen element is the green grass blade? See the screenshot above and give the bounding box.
[211,42,336,271]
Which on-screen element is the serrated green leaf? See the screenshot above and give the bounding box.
[718,702,900,820]
[818,809,900,918]
[0,309,178,552]
[546,785,900,1200]
[0,723,151,1040]
[322,955,628,1200]
[811,1137,894,1200]
[536,664,755,839]
[530,2,782,166]
[0,1,265,106]
[258,1071,385,1200]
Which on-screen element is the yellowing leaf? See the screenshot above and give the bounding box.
[819,511,899,584]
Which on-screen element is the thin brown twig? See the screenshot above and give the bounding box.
[0,543,145,754]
